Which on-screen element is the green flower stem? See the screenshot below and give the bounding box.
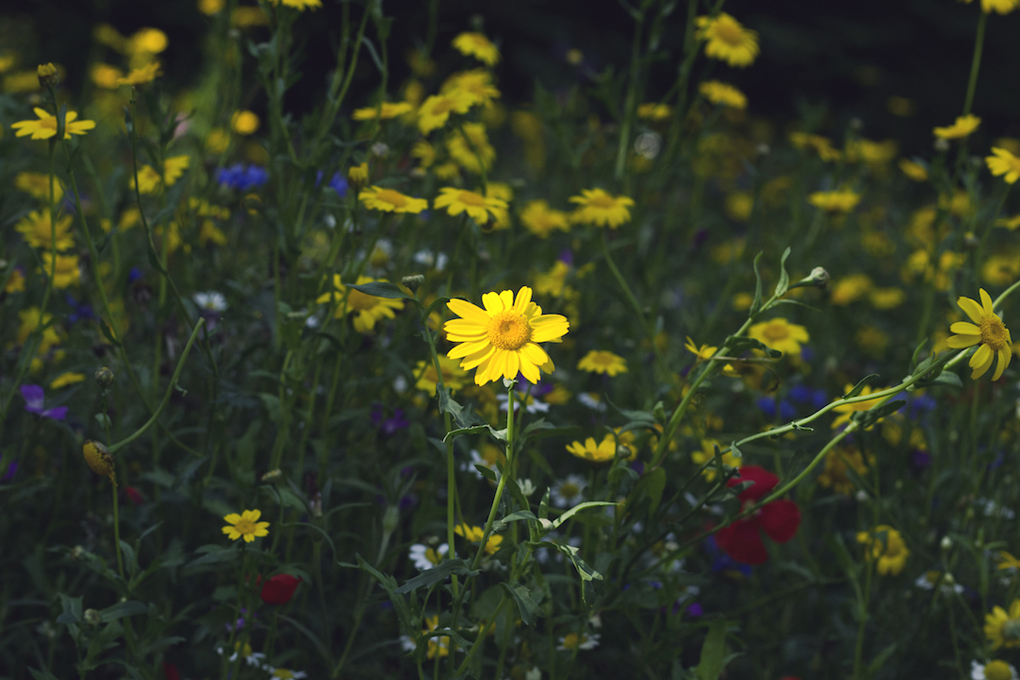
[111,479,125,582]
[108,318,205,455]
[599,229,677,389]
[662,0,701,165]
[962,9,988,117]
[852,560,874,680]
[614,2,647,183]
[471,385,515,572]
[311,2,371,160]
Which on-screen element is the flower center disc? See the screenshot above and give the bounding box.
[980,315,1010,352]
[762,324,788,342]
[458,191,488,207]
[487,310,532,350]
[986,660,1014,680]
[588,195,615,209]
[235,518,256,535]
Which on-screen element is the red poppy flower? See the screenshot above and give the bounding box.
[125,487,145,505]
[261,573,302,605]
[714,466,801,565]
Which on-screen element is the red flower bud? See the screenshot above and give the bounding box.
[261,573,302,605]
[125,487,145,505]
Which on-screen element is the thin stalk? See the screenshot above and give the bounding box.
[962,10,987,117]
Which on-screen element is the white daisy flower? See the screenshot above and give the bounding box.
[217,642,265,667]
[556,632,600,651]
[413,249,449,272]
[409,543,448,571]
[496,391,550,414]
[914,570,964,595]
[265,668,308,680]
[194,291,227,312]
[971,659,1019,680]
[978,498,1016,520]
[517,478,537,497]
[551,474,587,508]
[578,392,607,412]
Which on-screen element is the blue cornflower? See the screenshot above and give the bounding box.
[217,164,268,191]
[315,171,349,197]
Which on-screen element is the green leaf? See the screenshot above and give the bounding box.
[916,370,962,390]
[629,468,666,520]
[444,424,507,443]
[500,583,544,626]
[98,601,148,623]
[551,501,618,531]
[347,281,412,300]
[279,614,333,668]
[395,558,478,595]
[437,388,482,429]
[492,510,538,532]
[774,247,792,298]
[749,251,764,318]
[851,400,906,429]
[697,619,728,680]
[842,374,881,399]
[727,336,783,359]
[474,463,497,481]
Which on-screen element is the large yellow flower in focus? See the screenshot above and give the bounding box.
[947,288,1012,380]
[222,509,270,543]
[986,599,1020,650]
[695,13,759,67]
[747,318,809,356]
[445,286,568,385]
[12,108,95,140]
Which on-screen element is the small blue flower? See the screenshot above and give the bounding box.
[217,164,268,191]
[21,385,67,421]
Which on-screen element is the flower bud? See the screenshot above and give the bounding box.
[261,469,282,483]
[809,266,830,289]
[83,440,117,485]
[348,162,369,191]
[260,573,302,605]
[37,63,59,89]
[940,535,952,551]
[401,274,425,290]
[95,366,115,387]
[382,505,400,534]
[84,609,101,626]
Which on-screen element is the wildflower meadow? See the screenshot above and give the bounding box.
[4,1,1020,678]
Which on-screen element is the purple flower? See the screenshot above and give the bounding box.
[370,403,409,436]
[20,385,67,421]
[1,459,17,483]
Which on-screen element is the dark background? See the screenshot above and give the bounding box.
[4,0,1018,152]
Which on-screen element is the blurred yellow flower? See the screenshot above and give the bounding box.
[414,357,468,396]
[447,123,495,174]
[898,158,928,182]
[16,211,74,251]
[961,0,1018,13]
[947,288,1012,380]
[831,384,884,430]
[41,252,81,289]
[270,0,323,9]
[417,91,474,134]
[348,162,369,189]
[986,600,1020,650]
[684,337,717,362]
[987,147,1020,184]
[442,69,501,106]
[12,108,96,140]
[699,81,747,109]
[830,274,873,306]
[577,350,627,376]
[127,28,168,56]
[695,13,759,67]
[568,188,635,228]
[869,287,906,310]
[358,186,428,214]
[691,439,741,481]
[198,0,226,14]
[857,525,908,576]
[433,187,507,225]
[50,372,86,389]
[91,63,123,89]
[520,200,570,238]
[15,172,63,202]
[637,103,672,121]
[315,275,405,333]
[790,132,842,162]
[933,114,980,140]
[808,189,860,213]
[452,32,500,66]
[748,318,809,356]
[231,110,260,135]
[566,435,618,464]
[116,61,162,86]
[352,101,413,121]
[222,509,270,542]
[817,447,871,496]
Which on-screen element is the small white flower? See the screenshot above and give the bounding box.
[217,643,265,667]
[413,249,449,272]
[556,632,600,651]
[914,570,964,595]
[578,392,607,412]
[393,375,408,393]
[518,478,537,497]
[978,498,1016,520]
[409,543,448,571]
[265,668,308,680]
[971,659,1019,680]
[194,291,227,312]
[551,474,587,508]
[496,391,549,414]
[525,667,542,680]
[399,635,417,652]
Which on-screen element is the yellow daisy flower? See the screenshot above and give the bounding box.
[444,286,569,385]
[898,158,929,182]
[808,189,861,213]
[417,91,474,134]
[15,172,64,202]
[230,110,260,134]
[695,13,759,67]
[222,509,270,543]
[358,186,428,214]
[962,0,1019,14]
[452,32,500,66]
[441,69,501,106]
[115,61,162,86]
[50,372,86,389]
[348,162,369,189]
[41,252,81,289]
[447,123,495,174]
[690,438,741,481]
[433,187,507,225]
[684,337,717,362]
[316,275,405,333]
[12,107,96,140]
[16,211,74,251]
[986,600,1020,649]
[414,357,468,396]
[454,524,502,554]
[947,288,1013,380]
[747,318,809,356]
[352,101,414,121]
[857,525,909,576]
[520,200,570,238]
[637,103,672,121]
[568,188,635,228]
[577,350,627,376]
[987,147,1020,184]
[933,114,981,140]
[566,435,618,464]
[269,0,322,10]
[699,81,747,109]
